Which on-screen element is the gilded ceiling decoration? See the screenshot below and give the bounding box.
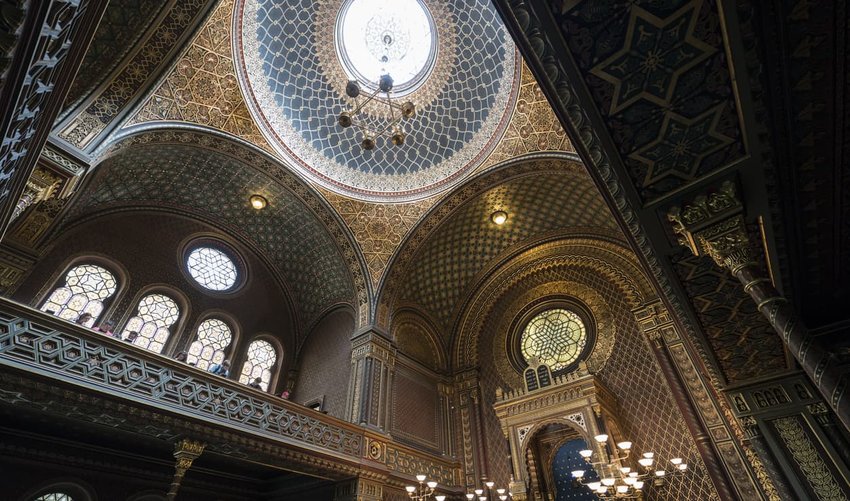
[234,0,519,201]
[477,62,574,172]
[128,0,273,153]
[319,189,435,287]
[61,129,369,331]
[487,279,617,390]
[672,249,786,383]
[57,0,215,151]
[379,156,623,331]
[454,237,653,369]
[552,0,745,202]
[60,0,170,119]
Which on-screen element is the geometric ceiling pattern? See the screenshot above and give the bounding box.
[383,156,623,332]
[129,0,272,153]
[554,0,745,202]
[62,132,364,331]
[671,249,787,384]
[61,0,170,118]
[235,0,519,200]
[57,0,215,151]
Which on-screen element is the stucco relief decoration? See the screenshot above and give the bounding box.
[566,412,586,431]
[234,0,519,201]
[490,279,617,390]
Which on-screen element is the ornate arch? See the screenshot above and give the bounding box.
[377,152,621,331]
[453,236,656,370]
[391,307,448,371]
[62,124,371,330]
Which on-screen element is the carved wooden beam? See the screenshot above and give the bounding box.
[669,181,850,431]
[0,0,108,241]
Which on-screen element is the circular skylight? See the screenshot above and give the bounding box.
[336,0,436,96]
[521,309,587,372]
[186,247,238,291]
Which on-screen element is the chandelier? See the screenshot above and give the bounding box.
[466,480,508,501]
[338,74,416,150]
[570,434,689,499]
[405,474,445,501]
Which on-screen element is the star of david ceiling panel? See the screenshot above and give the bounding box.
[61,135,361,330]
[60,0,170,118]
[551,0,746,202]
[384,157,623,333]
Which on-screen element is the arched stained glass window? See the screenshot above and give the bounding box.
[239,339,277,391]
[122,293,180,353]
[520,309,587,372]
[34,494,73,501]
[187,318,233,370]
[186,247,238,291]
[41,264,117,326]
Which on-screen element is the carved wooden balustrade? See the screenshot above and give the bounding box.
[0,297,461,490]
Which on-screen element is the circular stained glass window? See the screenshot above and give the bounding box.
[520,309,587,372]
[336,0,437,96]
[186,247,238,291]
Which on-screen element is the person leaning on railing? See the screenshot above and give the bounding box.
[209,359,231,377]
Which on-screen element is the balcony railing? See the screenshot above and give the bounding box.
[0,298,460,487]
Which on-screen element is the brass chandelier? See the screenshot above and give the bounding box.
[570,434,689,499]
[338,74,416,150]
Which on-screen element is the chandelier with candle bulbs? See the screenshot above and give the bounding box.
[465,480,508,501]
[405,474,445,501]
[338,75,416,150]
[570,434,689,499]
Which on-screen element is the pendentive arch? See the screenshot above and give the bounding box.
[452,236,656,371]
[72,124,370,329]
[377,152,617,333]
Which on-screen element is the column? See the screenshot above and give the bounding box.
[346,329,395,429]
[166,438,205,500]
[333,477,384,501]
[669,181,850,430]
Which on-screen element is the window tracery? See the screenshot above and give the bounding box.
[188,318,233,370]
[520,308,587,372]
[41,264,117,326]
[185,246,238,291]
[122,293,180,353]
[34,494,73,501]
[239,339,277,391]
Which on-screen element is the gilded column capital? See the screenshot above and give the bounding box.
[668,181,754,272]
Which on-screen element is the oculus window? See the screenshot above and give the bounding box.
[35,495,73,501]
[186,246,238,292]
[41,264,117,326]
[336,0,436,96]
[520,308,587,372]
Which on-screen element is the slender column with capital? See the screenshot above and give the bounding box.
[669,181,850,430]
[347,330,395,429]
[739,417,795,500]
[166,438,205,500]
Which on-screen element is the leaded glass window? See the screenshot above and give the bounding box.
[186,247,238,291]
[35,494,73,501]
[520,309,587,372]
[239,339,277,391]
[188,318,233,370]
[41,264,117,326]
[122,293,180,353]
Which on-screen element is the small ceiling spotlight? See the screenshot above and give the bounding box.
[490,210,508,225]
[249,194,268,210]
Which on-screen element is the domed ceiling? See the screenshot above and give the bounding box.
[234,0,519,201]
